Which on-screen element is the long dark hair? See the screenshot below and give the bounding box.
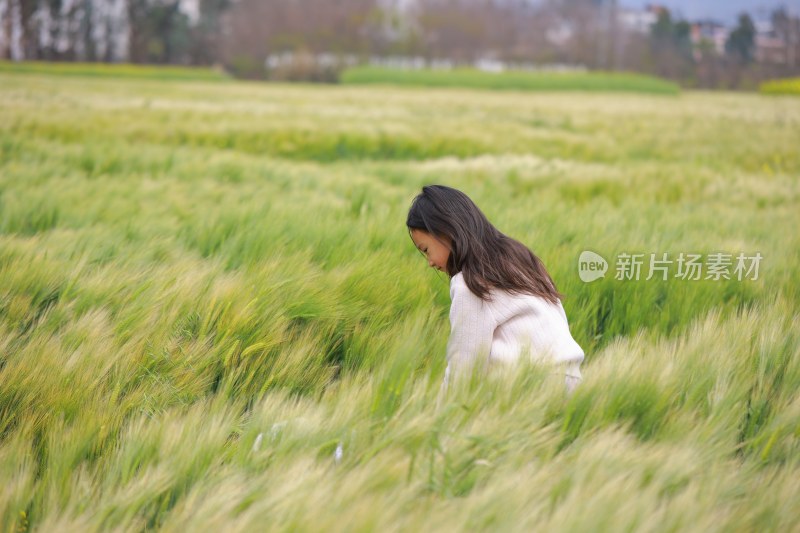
[406,185,563,304]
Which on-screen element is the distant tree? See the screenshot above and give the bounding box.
[127,0,190,64]
[18,0,40,58]
[149,1,189,63]
[221,0,380,79]
[1,0,14,59]
[188,0,230,65]
[80,0,96,61]
[38,0,62,60]
[127,0,148,63]
[725,13,755,64]
[651,10,692,58]
[98,0,126,62]
[415,0,489,64]
[648,8,694,81]
[537,0,650,70]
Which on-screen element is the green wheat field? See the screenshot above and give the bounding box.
[1,68,799,532]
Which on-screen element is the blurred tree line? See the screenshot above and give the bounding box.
[1,0,799,88]
[0,0,228,64]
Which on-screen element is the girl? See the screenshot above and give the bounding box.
[406,185,584,394]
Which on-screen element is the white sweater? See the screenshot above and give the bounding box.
[444,272,584,388]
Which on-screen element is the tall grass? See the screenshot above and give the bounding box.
[341,66,681,94]
[0,72,799,531]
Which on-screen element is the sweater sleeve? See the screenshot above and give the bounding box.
[445,274,498,382]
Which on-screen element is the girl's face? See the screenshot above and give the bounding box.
[410,228,451,272]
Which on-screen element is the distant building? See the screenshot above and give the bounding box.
[754,20,790,65]
[690,20,729,55]
[618,6,660,34]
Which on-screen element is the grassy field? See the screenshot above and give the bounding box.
[1,71,799,531]
[0,61,230,81]
[341,66,680,94]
